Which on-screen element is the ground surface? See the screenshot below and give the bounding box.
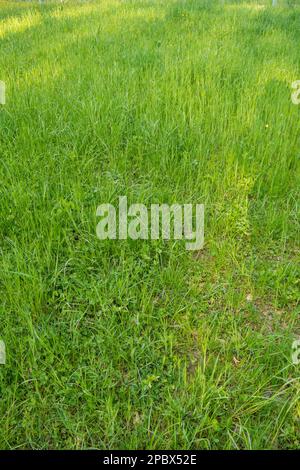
[0,0,299,449]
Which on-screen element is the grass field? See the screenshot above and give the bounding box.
[0,0,299,450]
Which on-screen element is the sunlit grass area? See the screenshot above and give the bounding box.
[0,0,299,449]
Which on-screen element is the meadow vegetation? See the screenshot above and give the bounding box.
[0,0,299,449]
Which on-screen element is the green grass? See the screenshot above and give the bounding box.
[0,0,299,450]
